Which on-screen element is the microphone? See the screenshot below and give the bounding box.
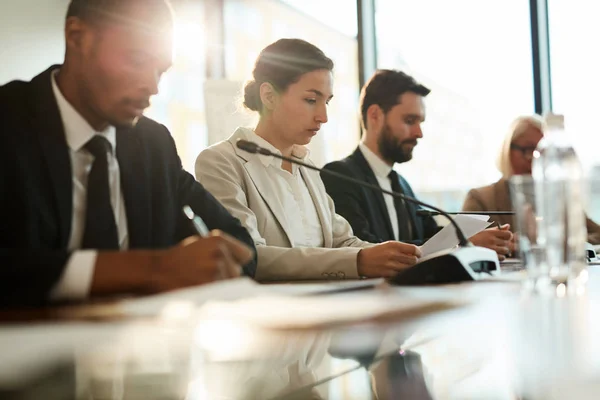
[238,140,469,246]
[236,139,501,285]
[416,210,515,217]
[236,140,268,155]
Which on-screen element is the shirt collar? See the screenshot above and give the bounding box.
[51,70,116,153]
[245,129,310,169]
[358,142,393,178]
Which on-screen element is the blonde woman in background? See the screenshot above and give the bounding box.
[462,115,600,244]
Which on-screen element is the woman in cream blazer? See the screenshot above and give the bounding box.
[196,127,371,280]
[463,115,600,244]
[195,39,420,281]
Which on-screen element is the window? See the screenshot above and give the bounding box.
[548,0,600,170]
[548,0,600,219]
[375,0,534,210]
[145,1,207,173]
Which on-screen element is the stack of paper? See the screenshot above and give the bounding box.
[420,214,492,256]
[195,291,466,330]
[121,278,264,318]
[121,278,390,318]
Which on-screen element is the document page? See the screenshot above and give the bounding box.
[419,214,492,257]
[196,290,466,330]
[122,279,386,317]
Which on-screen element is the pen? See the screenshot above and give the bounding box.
[183,205,209,237]
[183,205,232,278]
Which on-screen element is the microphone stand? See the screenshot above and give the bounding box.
[237,140,470,246]
[416,210,515,217]
[236,139,501,285]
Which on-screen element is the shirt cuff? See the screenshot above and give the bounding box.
[49,250,97,301]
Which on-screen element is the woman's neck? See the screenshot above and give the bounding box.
[254,119,294,158]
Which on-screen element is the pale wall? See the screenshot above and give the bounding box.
[0,1,69,84]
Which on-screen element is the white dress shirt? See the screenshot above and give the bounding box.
[49,71,129,300]
[358,143,400,240]
[250,131,324,247]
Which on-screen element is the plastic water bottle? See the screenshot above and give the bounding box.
[531,114,587,285]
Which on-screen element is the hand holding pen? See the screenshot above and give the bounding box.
[90,207,254,296]
[181,205,253,279]
[470,222,514,261]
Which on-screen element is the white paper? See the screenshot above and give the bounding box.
[463,214,493,222]
[420,214,492,257]
[196,290,466,329]
[121,278,387,318]
[264,278,385,296]
[121,278,264,317]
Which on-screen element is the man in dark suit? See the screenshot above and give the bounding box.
[0,0,256,307]
[322,70,512,257]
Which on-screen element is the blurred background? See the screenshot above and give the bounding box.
[2,0,598,219]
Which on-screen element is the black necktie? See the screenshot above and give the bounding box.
[81,135,120,250]
[388,170,413,241]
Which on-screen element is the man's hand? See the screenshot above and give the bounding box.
[470,225,513,261]
[509,232,519,255]
[92,230,254,296]
[357,241,422,278]
[151,230,253,290]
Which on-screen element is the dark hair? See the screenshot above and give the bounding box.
[66,0,173,28]
[360,69,430,129]
[243,39,334,112]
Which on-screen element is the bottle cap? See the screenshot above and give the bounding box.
[544,113,565,130]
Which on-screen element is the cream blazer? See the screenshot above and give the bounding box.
[195,127,371,281]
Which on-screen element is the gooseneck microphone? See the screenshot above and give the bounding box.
[237,139,470,246]
[416,210,515,217]
[236,139,501,285]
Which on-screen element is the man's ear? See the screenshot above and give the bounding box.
[366,104,384,131]
[64,16,95,56]
[259,82,278,112]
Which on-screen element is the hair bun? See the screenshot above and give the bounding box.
[243,80,261,112]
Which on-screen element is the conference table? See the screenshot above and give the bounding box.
[2,266,600,400]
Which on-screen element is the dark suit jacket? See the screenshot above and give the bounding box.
[322,147,438,245]
[0,66,256,306]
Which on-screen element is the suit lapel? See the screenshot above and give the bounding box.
[350,148,395,240]
[231,127,295,245]
[30,66,72,247]
[116,126,152,247]
[243,160,294,246]
[300,166,332,247]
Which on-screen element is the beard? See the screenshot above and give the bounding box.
[377,123,417,164]
[116,115,140,129]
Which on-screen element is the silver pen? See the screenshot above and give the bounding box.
[183,205,242,279]
[183,205,209,237]
[183,205,230,278]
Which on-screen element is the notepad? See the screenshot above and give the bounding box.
[121,278,386,318]
[195,291,466,330]
[420,214,493,257]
